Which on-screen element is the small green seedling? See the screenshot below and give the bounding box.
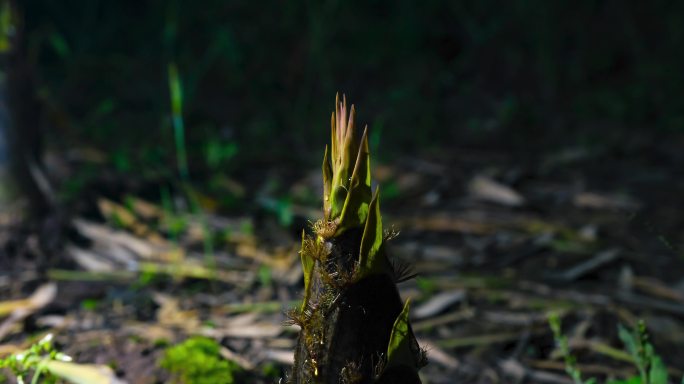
[0,334,120,384]
[0,334,63,384]
[607,321,669,384]
[549,313,596,384]
[549,315,683,384]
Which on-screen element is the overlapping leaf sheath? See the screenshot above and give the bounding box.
[288,95,426,383]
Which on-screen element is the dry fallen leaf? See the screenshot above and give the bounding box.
[202,323,282,339]
[73,219,174,260]
[263,349,294,365]
[414,290,466,319]
[0,283,57,341]
[124,323,175,343]
[220,346,255,370]
[67,244,116,272]
[97,199,167,243]
[44,360,127,384]
[573,191,640,210]
[126,196,164,220]
[153,292,200,333]
[0,283,57,317]
[469,175,525,207]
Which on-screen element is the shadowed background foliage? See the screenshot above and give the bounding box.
[19,0,684,176]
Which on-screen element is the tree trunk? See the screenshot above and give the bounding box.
[0,0,52,217]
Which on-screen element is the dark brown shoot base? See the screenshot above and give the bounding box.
[292,274,420,383]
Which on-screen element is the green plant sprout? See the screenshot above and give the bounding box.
[549,313,596,384]
[610,321,669,384]
[159,336,242,384]
[549,314,683,384]
[0,334,63,384]
[287,95,425,383]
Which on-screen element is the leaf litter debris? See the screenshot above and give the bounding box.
[1,146,684,383]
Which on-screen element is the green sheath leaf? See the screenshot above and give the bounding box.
[358,187,389,278]
[329,96,365,222]
[386,298,415,370]
[337,127,372,233]
[331,109,338,165]
[322,145,333,218]
[299,231,315,311]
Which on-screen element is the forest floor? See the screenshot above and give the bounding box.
[1,134,684,384]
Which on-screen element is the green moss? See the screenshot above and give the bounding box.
[160,337,241,384]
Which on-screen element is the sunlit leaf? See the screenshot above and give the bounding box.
[300,231,315,311]
[386,299,415,370]
[322,145,333,218]
[328,94,365,221]
[617,324,638,361]
[649,356,668,384]
[358,188,389,278]
[337,128,372,233]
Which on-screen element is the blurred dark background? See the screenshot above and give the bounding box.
[2,3,684,382]
[17,0,684,177]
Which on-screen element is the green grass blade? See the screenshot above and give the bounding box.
[168,62,189,180]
